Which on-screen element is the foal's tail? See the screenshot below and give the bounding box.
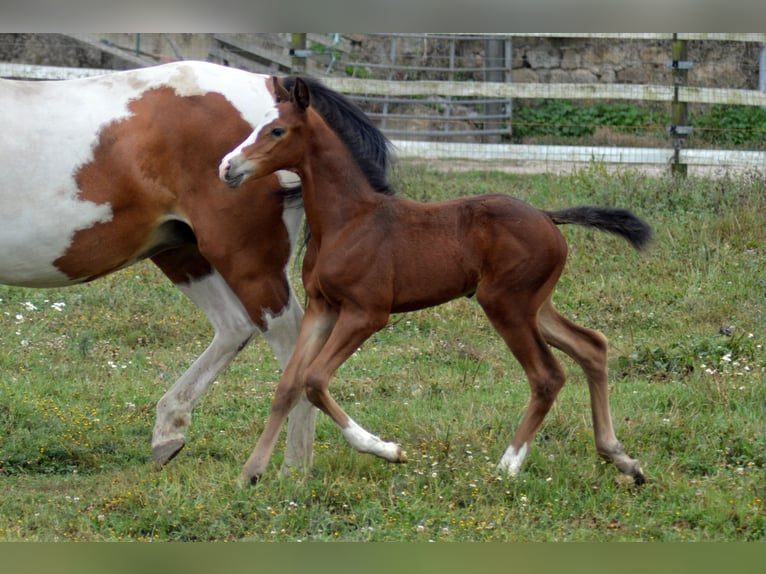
[545,206,652,251]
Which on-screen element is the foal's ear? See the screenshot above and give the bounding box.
[292,77,311,112]
[272,76,290,102]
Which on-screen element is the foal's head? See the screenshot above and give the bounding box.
[220,77,310,188]
[220,76,394,194]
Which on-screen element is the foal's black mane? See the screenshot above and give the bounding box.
[282,75,395,196]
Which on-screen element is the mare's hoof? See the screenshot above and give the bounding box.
[632,467,646,486]
[152,438,185,467]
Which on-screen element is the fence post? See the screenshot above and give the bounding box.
[669,34,690,177]
[290,33,307,74]
[484,38,507,143]
[760,42,766,111]
[380,37,398,133]
[445,37,455,137]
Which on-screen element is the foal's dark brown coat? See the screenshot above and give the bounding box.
[221,77,650,484]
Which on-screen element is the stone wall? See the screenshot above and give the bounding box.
[2,33,761,91]
[507,37,760,90]
[0,34,152,70]
[348,35,763,90]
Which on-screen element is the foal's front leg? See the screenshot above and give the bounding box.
[302,305,405,463]
[240,306,336,484]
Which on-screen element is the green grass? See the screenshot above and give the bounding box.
[1,164,763,541]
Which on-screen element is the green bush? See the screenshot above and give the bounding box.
[512,100,766,147]
[691,104,766,146]
[512,100,666,139]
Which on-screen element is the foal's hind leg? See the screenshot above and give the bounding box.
[538,298,645,483]
[477,289,568,476]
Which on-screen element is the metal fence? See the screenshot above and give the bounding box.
[335,34,514,141]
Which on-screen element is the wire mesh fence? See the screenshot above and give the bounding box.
[2,33,765,174]
[317,33,766,175]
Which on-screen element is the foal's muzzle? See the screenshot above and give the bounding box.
[222,170,246,189]
[219,156,251,189]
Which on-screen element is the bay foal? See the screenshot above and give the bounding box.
[220,77,649,485]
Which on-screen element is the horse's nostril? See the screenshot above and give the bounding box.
[219,161,233,183]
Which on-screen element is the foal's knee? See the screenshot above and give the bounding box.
[272,381,304,415]
[303,371,328,407]
[532,363,567,405]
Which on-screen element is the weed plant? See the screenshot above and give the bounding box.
[0,164,763,541]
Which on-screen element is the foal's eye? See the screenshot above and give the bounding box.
[270,127,286,138]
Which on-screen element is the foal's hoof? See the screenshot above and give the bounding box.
[622,460,646,486]
[152,438,186,467]
[396,448,408,463]
[237,473,262,488]
[616,461,646,486]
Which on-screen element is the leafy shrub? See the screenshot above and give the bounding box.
[512,100,595,138]
[512,100,766,147]
[691,104,766,146]
[512,100,666,139]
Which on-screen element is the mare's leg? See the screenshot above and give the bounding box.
[301,304,404,463]
[241,304,338,483]
[477,287,567,476]
[537,298,645,483]
[150,249,316,470]
[150,253,258,465]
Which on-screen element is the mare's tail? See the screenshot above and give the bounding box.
[545,206,652,251]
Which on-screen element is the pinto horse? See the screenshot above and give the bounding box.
[1,62,391,475]
[220,77,651,485]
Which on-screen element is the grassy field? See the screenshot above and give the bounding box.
[0,164,763,541]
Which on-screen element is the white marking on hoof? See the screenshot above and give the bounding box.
[497,443,528,476]
[341,419,403,462]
